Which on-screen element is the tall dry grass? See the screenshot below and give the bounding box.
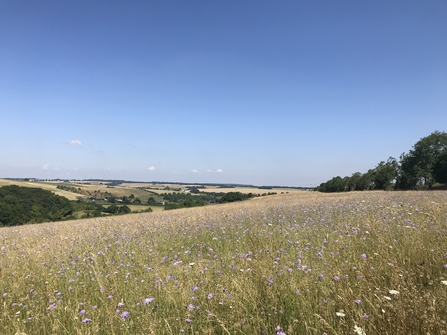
[1,191,446,334]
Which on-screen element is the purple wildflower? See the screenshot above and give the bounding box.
[81,318,92,323]
[361,253,367,259]
[79,309,86,315]
[121,311,129,321]
[186,318,191,323]
[355,299,361,305]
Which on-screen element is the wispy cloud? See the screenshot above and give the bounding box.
[42,164,59,171]
[147,166,156,171]
[206,169,213,173]
[67,140,82,146]
[216,169,223,173]
[191,169,198,173]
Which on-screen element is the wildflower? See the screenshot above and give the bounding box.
[361,253,367,259]
[355,299,361,305]
[336,311,345,317]
[389,290,399,295]
[121,311,129,321]
[79,309,86,315]
[275,325,286,335]
[118,302,125,307]
[187,304,194,311]
[2,293,7,297]
[191,286,199,292]
[207,293,213,299]
[319,273,324,279]
[186,318,191,323]
[81,318,92,323]
[334,275,340,281]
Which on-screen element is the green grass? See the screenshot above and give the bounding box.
[1,191,446,334]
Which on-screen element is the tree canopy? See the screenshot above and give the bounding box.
[0,185,73,226]
[317,131,447,192]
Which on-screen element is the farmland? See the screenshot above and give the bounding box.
[1,191,447,334]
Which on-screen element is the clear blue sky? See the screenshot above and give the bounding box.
[1,1,446,186]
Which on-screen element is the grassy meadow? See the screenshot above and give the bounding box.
[1,191,447,334]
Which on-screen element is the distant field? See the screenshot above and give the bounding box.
[125,204,164,212]
[0,179,306,203]
[0,179,81,200]
[200,186,307,194]
[1,190,446,334]
[0,179,157,202]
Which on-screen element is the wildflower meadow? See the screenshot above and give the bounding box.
[1,191,446,334]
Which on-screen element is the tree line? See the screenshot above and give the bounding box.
[0,185,140,227]
[316,131,447,192]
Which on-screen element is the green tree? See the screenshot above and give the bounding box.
[432,152,447,184]
[373,157,398,190]
[399,131,447,188]
[347,172,362,191]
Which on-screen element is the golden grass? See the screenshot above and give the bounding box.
[1,191,447,334]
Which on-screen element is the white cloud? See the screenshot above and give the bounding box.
[68,140,82,146]
[41,164,59,171]
[191,169,198,173]
[206,169,213,173]
[147,166,156,171]
[216,169,223,173]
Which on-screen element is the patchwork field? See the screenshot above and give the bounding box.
[1,191,446,334]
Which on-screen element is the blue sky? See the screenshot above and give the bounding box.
[1,1,446,187]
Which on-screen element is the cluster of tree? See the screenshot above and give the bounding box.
[163,186,181,191]
[107,194,142,204]
[219,192,256,203]
[0,186,146,227]
[0,186,73,226]
[316,131,447,192]
[162,192,225,204]
[147,197,164,206]
[103,204,131,214]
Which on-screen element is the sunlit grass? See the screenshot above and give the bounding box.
[1,191,446,334]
